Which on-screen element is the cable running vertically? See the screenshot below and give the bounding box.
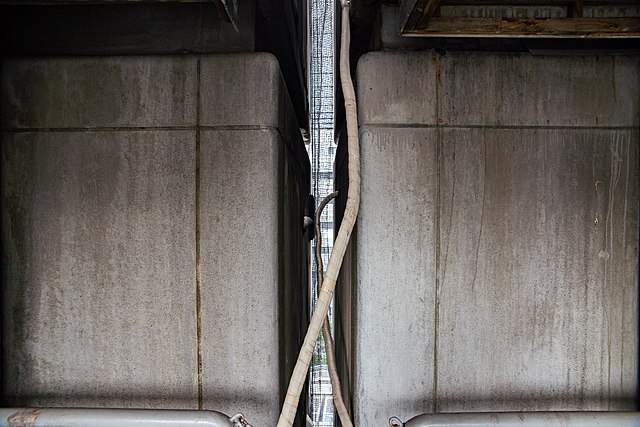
[315,191,353,427]
[277,1,360,424]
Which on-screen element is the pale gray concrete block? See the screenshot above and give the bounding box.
[199,128,309,426]
[1,130,198,408]
[1,57,197,129]
[356,52,438,126]
[1,53,310,421]
[352,127,438,426]
[340,51,639,422]
[437,128,638,411]
[355,52,639,127]
[337,125,638,421]
[439,53,640,127]
[199,54,304,165]
[199,128,279,424]
[200,53,280,128]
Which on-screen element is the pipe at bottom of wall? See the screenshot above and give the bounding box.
[0,407,239,427]
[402,411,640,427]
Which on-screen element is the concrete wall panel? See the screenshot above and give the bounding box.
[356,52,438,126]
[199,128,309,426]
[352,127,438,425]
[1,54,310,424]
[438,128,638,412]
[338,51,639,425]
[199,129,280,424]
[1,57,197,129]
[200,54,282,128]
[1,130,197,408]
[199,53,304,161]
[334,134,355,420]
[440,54,640,127]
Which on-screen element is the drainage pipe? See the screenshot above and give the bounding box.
[276,0,361,424]
[0,408,242,427]
[401,411,640,427]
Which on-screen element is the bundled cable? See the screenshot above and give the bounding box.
[315,192,353,427]
[277,1,360,425]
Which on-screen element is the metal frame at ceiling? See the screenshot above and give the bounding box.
[400,0,640,37]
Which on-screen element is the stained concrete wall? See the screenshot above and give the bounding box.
[335,51,639,425]
[0,0,310,132]
[1,53,309,426]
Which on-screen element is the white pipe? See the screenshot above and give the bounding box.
[276,0,361,425]
[402,411,640,427]
[0,408,239,427]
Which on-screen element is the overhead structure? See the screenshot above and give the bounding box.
[0,0,238,27]
[400,0,640,37]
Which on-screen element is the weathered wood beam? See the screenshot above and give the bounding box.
[403,17,640,37]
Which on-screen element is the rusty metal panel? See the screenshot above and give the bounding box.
[439,5,567,18]
[402,17,640,38]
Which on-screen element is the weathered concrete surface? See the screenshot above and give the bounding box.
[357,52,640,127]
[0,0,310,131]
[1,57,197,129]
[200,129,280,423]
[198,57,309,427]
[199,128,309,425]
[438,128,638,412]
[352,127,438,426]
[439,54,640,127]
[1,54,310,423]
[356,53,437,126]
[200,53,304,160]
[1,130,198,408]
[336,51,639,424]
